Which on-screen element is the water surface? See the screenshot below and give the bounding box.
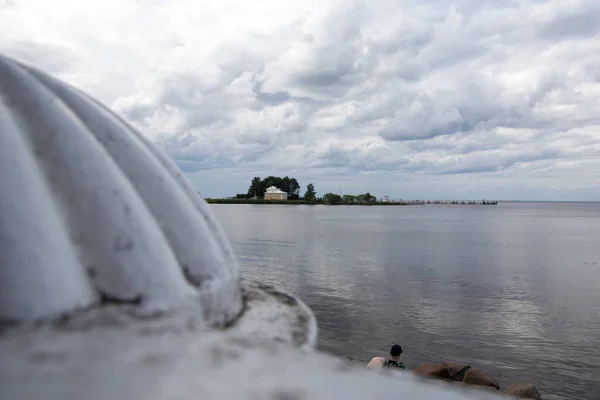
[211,202,600,400]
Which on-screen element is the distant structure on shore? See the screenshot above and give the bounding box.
[423,199,498,205]
[264,186,288,200]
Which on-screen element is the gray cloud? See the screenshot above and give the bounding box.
[0,40,76,73]
[538,6,600,40]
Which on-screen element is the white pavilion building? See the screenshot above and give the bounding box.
[264,186,288,200]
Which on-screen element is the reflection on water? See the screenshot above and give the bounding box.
[211,202,600,400]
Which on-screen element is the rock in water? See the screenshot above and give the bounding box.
[504,383,542,399]
[462,368,500,390]
[444,362,472,381]
[453,382,500,393]
[414,362,471,382]
[415,363,449,379]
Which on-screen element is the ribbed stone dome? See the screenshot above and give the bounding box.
[0,54,241,328]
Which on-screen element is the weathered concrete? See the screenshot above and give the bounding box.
[0,53,508,400]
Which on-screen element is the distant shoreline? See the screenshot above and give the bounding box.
[205,198,409,205]
[205,198,498,206]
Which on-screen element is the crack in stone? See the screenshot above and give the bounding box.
[98,290,143,305]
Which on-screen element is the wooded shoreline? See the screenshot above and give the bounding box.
[205,198,408,205]
[205,198,498,206]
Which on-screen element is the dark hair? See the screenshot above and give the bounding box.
[390,344,403,357]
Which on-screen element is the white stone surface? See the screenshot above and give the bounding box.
[0,54,242,326]
[0,305,503,400]
[0,54,505,400]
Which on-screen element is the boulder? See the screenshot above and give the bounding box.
[504,383,542,399]
[414,362,471,382]
[462,368,500,390]
[474,385,500,393]
[444,362,472,381]
[453,382,499,393]
[414,363,449,379]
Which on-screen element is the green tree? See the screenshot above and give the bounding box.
[342,194,356,204]
[280,176,301,199]
[303,183,316,203]
[356,193,376,205]
[259,176,276,198]
[281,176,291,194]
[247,177,262,198]
[288,178,300,198]
[323,192,342,205]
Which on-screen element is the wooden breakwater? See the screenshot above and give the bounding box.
[406,200,499,205]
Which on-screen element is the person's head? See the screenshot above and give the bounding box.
[390,344,403,359]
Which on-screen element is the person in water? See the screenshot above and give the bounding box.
[383,344,405,370]
[366,344,405,371]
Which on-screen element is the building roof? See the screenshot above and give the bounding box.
[265,186,286,194]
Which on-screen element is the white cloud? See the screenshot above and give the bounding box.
[1,0,599,200]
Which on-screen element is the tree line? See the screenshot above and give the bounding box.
[322,193,377,205]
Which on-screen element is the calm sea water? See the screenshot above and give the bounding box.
[211,202,600,400]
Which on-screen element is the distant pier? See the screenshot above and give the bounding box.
[404,200,499,205]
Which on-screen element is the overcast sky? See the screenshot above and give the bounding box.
[2,0,599,201]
